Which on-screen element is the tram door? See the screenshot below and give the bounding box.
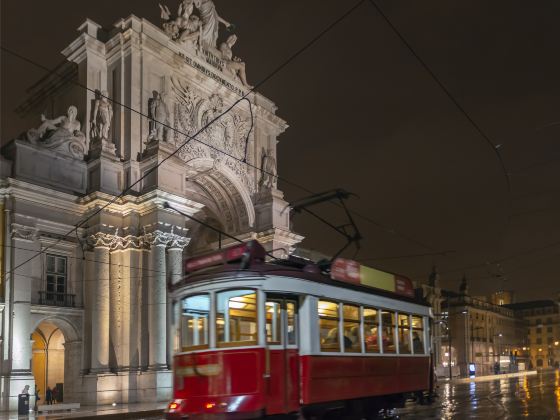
[265,296,300,415]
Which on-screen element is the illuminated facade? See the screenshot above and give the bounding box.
[506,300,560,370]
[0,8,302,410]
[439,285,526,377]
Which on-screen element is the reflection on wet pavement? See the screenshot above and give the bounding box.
[398,371,560,419]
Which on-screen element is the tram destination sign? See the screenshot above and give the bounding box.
[185,241,266,274]
[331,258,415,298]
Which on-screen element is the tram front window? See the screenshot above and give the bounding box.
[319,300,340,352]
[216,290,258,346]
[181,294,210,351]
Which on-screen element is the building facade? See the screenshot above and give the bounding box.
[506,300,560,370]
[0,4,302,410]
[438,279,526,377]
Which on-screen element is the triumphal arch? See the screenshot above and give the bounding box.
[0,0,302,409]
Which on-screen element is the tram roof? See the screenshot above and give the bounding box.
[173,242,428,306]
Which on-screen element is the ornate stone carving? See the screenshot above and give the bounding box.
[11,224,37,242]
[219,35,251,88]
[168,232,190,250]
[91,90,114,142]
[160,0,233,49]
[258,148,277,190]
[197,0,233,49]
[87,232,119,249]
[148,91,171,142]
[24,105,87,160]
[143,230,174,248]
[171,77,255,193]
[160,1,202,51]
[112,234,143,250]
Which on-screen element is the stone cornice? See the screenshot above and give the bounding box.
[1,178,204,219]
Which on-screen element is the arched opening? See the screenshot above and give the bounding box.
[31,317,80,403]
[32,321,65,402]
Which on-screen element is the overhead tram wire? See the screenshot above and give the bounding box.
[366,1,513,220]
[0,0,370,281]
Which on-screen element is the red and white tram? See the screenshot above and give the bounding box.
[166,241,432,419]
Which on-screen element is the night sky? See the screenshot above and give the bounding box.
[2,1,560,301]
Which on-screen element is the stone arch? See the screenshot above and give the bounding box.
[30,315,82,403]
[185,157,255,234]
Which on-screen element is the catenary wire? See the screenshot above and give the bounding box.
[366,0,512,205]
[0,0,369,280]
[363,0,519,279]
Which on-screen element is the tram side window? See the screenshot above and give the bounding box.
[287,301,297,345]
[412,315,425,354]
[216,290,258,346]
[181,294,210,351]
[318,300,340,352]
[398,313,411,354]
[381,310,396,353]
[364,308,380,353]
[266,300,282,344]
[342,304,361,353]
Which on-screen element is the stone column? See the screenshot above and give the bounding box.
[63,340,82,402]
[145,231,171,370]
[88,233,115,373]
[166,234,189,362]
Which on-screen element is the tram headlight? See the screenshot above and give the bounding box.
[167,399,185,412]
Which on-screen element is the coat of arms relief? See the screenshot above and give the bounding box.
[170,77,255,194]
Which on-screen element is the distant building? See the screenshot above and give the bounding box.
[505,300,560,369]
[437,277,526,377]
[490,290,515,306]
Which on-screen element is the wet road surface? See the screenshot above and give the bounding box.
[399,370,560,419]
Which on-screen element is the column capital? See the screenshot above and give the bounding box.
[167,233,190,251]
[143,230,173,248]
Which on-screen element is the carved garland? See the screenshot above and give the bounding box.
[87,231,189,251]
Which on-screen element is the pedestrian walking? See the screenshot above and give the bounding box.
[34,386,40,411]
[45,386,52,405]
[52,386,58,404]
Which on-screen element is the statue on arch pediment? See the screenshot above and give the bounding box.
[219,35,252,88]
[160,1,202,51]
[24,105,88,160]
[159,0,235,49]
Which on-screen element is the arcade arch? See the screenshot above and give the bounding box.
[31,317,81,403]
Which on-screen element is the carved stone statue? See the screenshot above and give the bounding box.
[159,0,233,49]
[258,148,277,190]
[219,35,251,88]
[160,1,202,50]
[148,90,170,141]
[25,105,87,159]
[197,0,233,48]
[92,91,113,141]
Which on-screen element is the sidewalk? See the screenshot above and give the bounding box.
[445,369,537,384]
[1,402,166,420]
